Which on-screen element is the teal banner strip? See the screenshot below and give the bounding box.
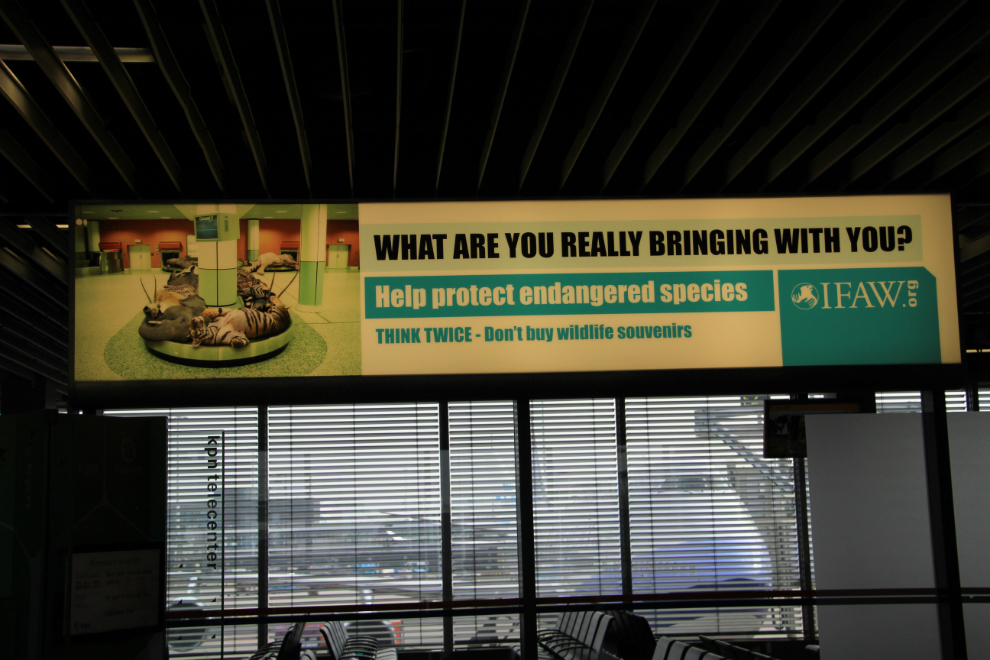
[365,270,775,319]
[778,267,941,366]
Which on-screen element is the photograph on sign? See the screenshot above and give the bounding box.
[73,203,360,382]
[71,195,958,384]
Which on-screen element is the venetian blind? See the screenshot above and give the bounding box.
[875,391,968,412]
[625,396,803,636]
[448,400,520,647]
[530,398,621,610]
[267,403,443,650]
[104,407,259,659]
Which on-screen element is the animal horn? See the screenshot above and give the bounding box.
[140,277,153,304]
[278,270,298,298]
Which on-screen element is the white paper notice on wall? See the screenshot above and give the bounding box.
[68,548,161,636]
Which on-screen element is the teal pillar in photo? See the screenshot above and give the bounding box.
[87,220,100,252]
[199,239,239,306]
[298,204,327,306]
[247,219,259,261]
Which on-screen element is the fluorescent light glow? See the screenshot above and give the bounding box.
[16,224,30,229]
[56,224,69,229]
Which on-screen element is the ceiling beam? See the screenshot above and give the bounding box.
[0,129,54,202]
[331,0,355,197]
[724,0,904,188]
[0,60,94,195]
[0,221,66,281]
[133,0,225,194]
[61,0,182,194]
[961,230,990,263]
[602,0,717,191]
[518,0,593,191]
[559,0,659,191]
[435,0,466,194]
[0,44,153,62]
[959,146,990,189]
[767,0,965,188]
[0,306,66,350]
[393,0,403,196]
[955,206,990,233]
[885,88,990,184]
[684,0,841,190]
[638,0,772,192]
[0,248,66,311]
[27,218,67,259]
[0,270,66,331]
[0,327,66,371]
[848,53,990,184]
[266,0,312,196]
[924,121,990,185]
[200,0,269,197]
[808,12,990,186]
[0,268,69,328]
[477,0,530,192]
[0,0,139,195]
[0,353,66,388]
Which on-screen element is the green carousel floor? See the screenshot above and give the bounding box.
[75,269,361,381]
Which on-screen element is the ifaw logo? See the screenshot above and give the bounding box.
[790,280,918,310]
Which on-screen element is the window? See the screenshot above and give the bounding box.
[267,404,442,649]
[117,395,828,655]
[625,396,804,635]
[449,401,520,646]
[530,399,621,603]
[105,407,259,659]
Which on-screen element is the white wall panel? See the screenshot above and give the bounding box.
[805,414,939,660]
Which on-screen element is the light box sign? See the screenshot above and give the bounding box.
[71,195,959,385]
[359,195,958,375]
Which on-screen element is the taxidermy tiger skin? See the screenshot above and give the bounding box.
[188,297,291,348]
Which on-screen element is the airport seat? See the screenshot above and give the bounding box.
[605,610,656,660]
[536,610,614,660]
[665,641,690,660]
[682,647,708,660]
[320,620,397,660]
[652,637,677,660]
[714,640,740,660]
[697,636,721,655]
[246,621,308,660]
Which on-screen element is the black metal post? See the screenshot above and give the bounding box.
[615,398,632,600]
[921,390,966,660]
[258,407,269,647]
[966,381,979,412]
[439,402,453,655]
[792,456,815,640]
[514,400,537,660]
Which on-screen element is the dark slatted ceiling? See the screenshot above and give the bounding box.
[2,0,990,397]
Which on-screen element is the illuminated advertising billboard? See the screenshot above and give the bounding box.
[71,195,959,390]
